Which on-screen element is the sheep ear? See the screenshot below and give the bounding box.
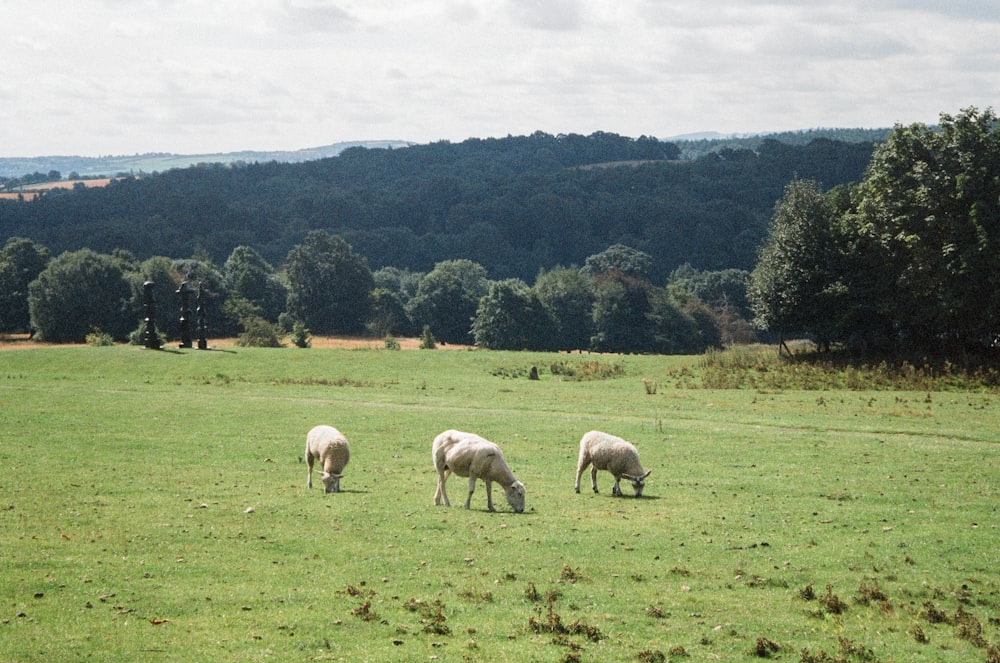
[642,470,651,479]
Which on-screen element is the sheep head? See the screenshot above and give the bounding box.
[505,480,526,513]
[321,472,342,493]
[623,470,651,497]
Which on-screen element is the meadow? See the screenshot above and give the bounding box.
[1,345,998,662]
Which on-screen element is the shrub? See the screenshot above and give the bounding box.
[236,316,283,348]
[290,321,311,348]
[85,329,115,347]
[419,325,436,350]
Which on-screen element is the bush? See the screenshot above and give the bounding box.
[290,321,311,348]
[384,335,401,350]
[128,322,165,348]
[236,316,284,348]
[85,329,115,346]
[419,325,436,350]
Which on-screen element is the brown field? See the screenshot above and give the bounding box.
[0,333,472,351]
[0,178,117,201]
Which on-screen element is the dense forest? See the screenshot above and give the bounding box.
[5,112,996,358]
[0,131,876,284]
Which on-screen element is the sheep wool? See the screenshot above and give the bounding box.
[575,430,651,497]
[306,425,351,493]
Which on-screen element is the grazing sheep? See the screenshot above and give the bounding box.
[305,425,350,493]
[575,430,651,497]
[432,430,525,512]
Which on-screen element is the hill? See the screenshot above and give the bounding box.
[0,131,877,283]
[0,140,414,179]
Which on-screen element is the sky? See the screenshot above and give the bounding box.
[3,0,998,157]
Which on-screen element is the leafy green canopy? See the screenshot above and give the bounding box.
[750,107,1000,355]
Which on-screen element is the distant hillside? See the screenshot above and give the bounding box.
[0,131,876,284]
[671,127,892,159]
[0,141,414,178]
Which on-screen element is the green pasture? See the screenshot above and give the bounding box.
[1,347,998,662]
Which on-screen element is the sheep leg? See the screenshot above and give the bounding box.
[612,475,622,497]
[575,459,589,493]
[435,469,451,506]
[484,479,495,512]
[306,451,314,488]
[464,475,477,510]
[590,465,600,493]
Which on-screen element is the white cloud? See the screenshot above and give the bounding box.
[1,0,997,155]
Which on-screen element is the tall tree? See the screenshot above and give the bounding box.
[285,231,374,335]
[407,259,489,344]
[472,278,549,350]
[533,266,594,351]
[224,245,287,322]
[590,272,654,353]
[748,180,848,350]
[856,107,1000,352]
[28,249,136,342]
[581,243,653,280]
[0,237,50,333]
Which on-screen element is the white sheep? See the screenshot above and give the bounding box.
[432,429,525,512]
[305,425,351,493]
[575,430,651,497]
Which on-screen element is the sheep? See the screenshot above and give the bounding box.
[432,429,525,512]
[575,430,651,497]
[305,425,351,493]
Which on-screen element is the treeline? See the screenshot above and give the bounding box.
[674,127,892,160]
[749,107,1000,357]
[0,232,750,354]
[0,131,875,284]
[4,110,996,358]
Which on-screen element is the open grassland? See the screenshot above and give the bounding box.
[1,347,999,662]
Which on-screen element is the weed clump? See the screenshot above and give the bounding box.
[350,600,378,622]
[549,359,625,381]
[560,563,582,583]
[403,597,450,635]
[528,598,604,643]
[818,584,848,615]
[751,637,781,658]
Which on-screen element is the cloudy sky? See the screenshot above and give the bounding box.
[3,0,998,157]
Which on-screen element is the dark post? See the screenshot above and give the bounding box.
[142,281,162,350]
[196,282,209,350]
[177,281,195,348]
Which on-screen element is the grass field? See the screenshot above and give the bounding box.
[1,346,998,661]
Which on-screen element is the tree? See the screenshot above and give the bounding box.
[28,249,136,342]
[581,244,653,280]
[533,266,594,351]
[647,287,709,354]
[407,259,489,344]
[747,180,848,350]
[284,230,374,335]
[224,245,287,322]
[170,257,231,336]
[590,272,654,353]
[368,288,411,337]
[856,107,1000,352]
[0,237,50,333]
[472,278,549,350]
